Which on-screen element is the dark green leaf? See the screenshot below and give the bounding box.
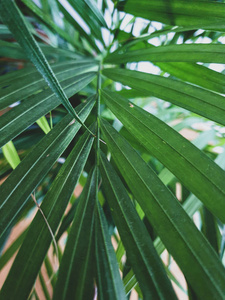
[102,69,225,127]
[0,0,94,132]
[100,118,225,300]
[100,152,177,299]
[0,40,81,60]
[101,90,225,223]
[202,207,219,253]
[0,60,97,109]
[156,62,225,94]
[0,129,94,300]
[55,198,79,242]
[95,199,126,300]
[0,98,95,240]
[53,168,97,300]
[0,73,96,147]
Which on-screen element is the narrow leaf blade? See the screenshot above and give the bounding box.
[119,0,225,29]
[0,0,94,132]
[101,90,225,223]
[105,44,225,64]
[100,152,177,299]
[100,118,225,299]
[95,200,126,300]
[53,168,97,300]
[0,130,94,300]
[0,98,95,240]
[102,69,225,127]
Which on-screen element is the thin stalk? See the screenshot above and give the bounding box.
[96,63,102,199]
[31,193,59,271]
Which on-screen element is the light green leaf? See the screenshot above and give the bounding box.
[67,0,105,43]
[57,1,100,53]
[36,116,51,134]
[105,44,225,64]
[0,129,94,300]
[84,0,107,28]
[67,0,107,43]
[53,168,97,300]
[100,152,177,299]
[102,69,225,127]
[2,141,20,169]
[100,118,225,300]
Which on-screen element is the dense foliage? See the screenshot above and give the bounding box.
[1,0,225,299]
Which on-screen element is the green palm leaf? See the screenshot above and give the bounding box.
[1,0,225,298]
[100,118,225,300]
[53,168,97,300]
[100,151,177,299]
[0,99,95,239]
[118,0,225,29]
[1,130,94,300]
[0,0,94,133]
[103,69,225,127]
[95,199,126,300]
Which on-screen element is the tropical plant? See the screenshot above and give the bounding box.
[1,0,225,299]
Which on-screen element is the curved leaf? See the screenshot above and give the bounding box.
[20,0,81,48]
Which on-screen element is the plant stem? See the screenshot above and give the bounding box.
[95,62,102,198]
